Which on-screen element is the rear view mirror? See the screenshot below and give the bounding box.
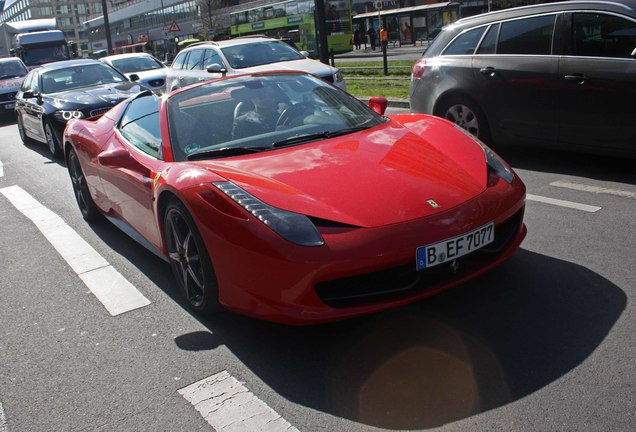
[129,74,140,82]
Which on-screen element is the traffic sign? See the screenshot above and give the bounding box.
[167,20,181,33]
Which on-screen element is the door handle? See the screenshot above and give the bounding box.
[564,74,586,84]
[479,67,497,78]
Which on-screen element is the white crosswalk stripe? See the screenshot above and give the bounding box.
[0,400,7,432]
[526,194,601,213]
[179,371,300,432]
[550,180,636,200]
[0,185,151,316]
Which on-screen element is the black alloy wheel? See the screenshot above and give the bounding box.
[67,148,99,221]
[164,199,221,314]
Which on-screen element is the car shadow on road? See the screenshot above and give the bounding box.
[82,217,625,430]
[180,248,625,430]
[496,146,636,185]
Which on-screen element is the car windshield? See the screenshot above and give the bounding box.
[0,60,28,79]
[111,56,164,73]
[41,64,127,93]
[167,73,384,162]
[22,45,70,66]
[221,41,305,69]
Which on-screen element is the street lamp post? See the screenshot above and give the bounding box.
[100,0,113,54]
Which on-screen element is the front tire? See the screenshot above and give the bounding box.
[68,148,100,221]
[164,199,221,315]
[45,120,62,159]
[438,96,491,144]
[16,113,32,145]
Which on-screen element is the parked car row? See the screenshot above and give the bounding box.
[10,35,346,158]
[409,0,636,158]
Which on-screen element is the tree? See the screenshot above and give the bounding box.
[195,0,225,39]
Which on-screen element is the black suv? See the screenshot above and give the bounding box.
[409,0,636,157]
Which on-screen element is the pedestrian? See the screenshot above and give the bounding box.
[368,27,376,51]
[353,28,361,50]
[379,25,388,49]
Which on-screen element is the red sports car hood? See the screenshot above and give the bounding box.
[202,117,488,227]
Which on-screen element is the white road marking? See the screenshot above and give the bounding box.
[0,185,150,316]
[0,160,4,177]
[179,371,300,432]
[0,400,7,432]
[550,180,636,200]
[526,194,601,213]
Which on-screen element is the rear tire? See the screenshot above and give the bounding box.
[438,96,491,144]
[164,199,221,315]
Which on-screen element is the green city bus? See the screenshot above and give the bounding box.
[230,0,352,56]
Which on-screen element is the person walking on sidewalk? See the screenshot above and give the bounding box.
[367,27,377,51]
[379,25,388,49]
[353,28,361,50]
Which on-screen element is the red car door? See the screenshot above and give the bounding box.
[96,95,165,251]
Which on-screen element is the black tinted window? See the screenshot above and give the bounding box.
[477,24,499,54]
[498,15,555,55]
[119,94,161,158]
[572,13,636,58]
[443,27,487,55]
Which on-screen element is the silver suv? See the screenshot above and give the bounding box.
[166,37,345,92]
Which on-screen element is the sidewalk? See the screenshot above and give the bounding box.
[335,42,428,60]
[335,45,421,109]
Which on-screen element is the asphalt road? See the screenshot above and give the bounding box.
[0,111,634,432]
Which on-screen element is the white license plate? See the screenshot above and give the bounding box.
[416,222,494,270]
[4,103,15,109]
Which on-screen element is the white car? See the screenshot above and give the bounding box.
[166,37,345,92]
[101,52,167,94]
[0,57,28,115]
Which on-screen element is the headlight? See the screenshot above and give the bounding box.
[453,125,514,184]
[334,70,344,82]
[213,182,324,247]
[54,110,85,122]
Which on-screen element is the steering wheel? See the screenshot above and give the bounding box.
[276,102,314,128]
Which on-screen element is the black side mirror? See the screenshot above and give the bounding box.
[129,74,140,82]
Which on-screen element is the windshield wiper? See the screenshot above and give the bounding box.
[0,74,23,80]
[186,146,269,160]
[272,126,372,148]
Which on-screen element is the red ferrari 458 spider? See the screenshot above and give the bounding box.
[63,71,526,325]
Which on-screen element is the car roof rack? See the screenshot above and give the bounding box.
[184,41,219,48]
[233,34,271,40]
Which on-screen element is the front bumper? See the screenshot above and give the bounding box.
[190,176,526,325]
